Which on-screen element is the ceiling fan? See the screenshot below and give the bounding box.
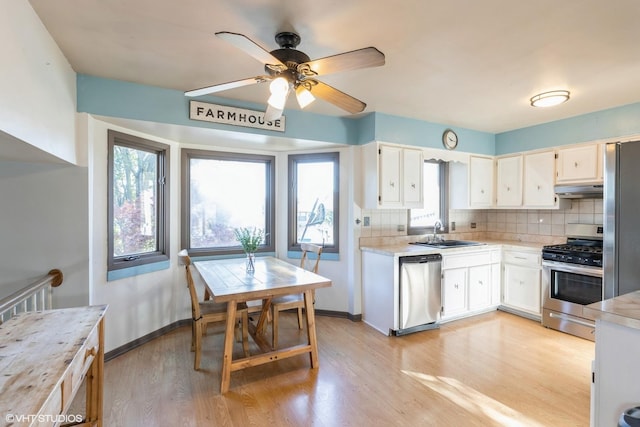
[185,31,385,120]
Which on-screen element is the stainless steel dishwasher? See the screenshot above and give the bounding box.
[397,253,442,336]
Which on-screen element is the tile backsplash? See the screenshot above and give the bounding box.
[360,199,603,244]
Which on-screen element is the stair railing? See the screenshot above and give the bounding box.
[0,269,63,324]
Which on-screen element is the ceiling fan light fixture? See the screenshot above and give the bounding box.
[530,90,570,107]
[188,31,385,115]
[295,85,315,108]
[269,77,289,96]
[264,105,283,121]
[267,92,287,109]
[267,76,290,109]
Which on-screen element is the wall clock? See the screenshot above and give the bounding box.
[442,129,458,150]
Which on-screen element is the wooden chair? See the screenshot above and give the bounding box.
[271,242,323,349]
[178,249,249,370]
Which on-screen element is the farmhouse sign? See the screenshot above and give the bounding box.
[189,101,285,132]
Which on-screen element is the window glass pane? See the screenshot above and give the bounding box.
[409,161,442,228]
[112,145,158,257]
[189,158,267,249]
[295,161,335,245]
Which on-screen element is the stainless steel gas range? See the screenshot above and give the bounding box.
[541,224,603,341]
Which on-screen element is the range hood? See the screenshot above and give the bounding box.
[554,183,603,199]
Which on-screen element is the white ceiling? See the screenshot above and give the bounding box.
[28,0,640,135]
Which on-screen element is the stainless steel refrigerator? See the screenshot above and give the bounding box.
[604,141,640,298]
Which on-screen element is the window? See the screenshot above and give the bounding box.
[408,160,449,234]
[288,152,339,253]
[108,130,169,271]
[181,149,275,256]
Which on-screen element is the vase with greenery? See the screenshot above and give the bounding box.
[233,227,264,272]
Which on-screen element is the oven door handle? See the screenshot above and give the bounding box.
[548,311,595,329]
[542,260,603,277]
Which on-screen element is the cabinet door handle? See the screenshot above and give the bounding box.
[480,189,485,194]
[574,161,579,168]
[478,280,483,285]
[411,183,416,189]
[389,181,395,188]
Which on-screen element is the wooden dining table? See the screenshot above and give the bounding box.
[193,256,332,393]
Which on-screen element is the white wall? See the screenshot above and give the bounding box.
[278,147,356,314]
[0,1,87,310]
[0,160,89,306]
[87,117,186,352]
[0,0,78,165]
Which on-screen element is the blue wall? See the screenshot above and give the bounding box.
[76,75,497,153]
[496,102,640,155]
[373,113,495,155]
[77,75,640,155]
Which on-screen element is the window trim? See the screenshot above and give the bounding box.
[180,148,276,257]
[107,130,170,272]
[288,152,340,253]
[408,159,449,235]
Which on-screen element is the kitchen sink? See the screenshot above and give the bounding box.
[410,240,486,249]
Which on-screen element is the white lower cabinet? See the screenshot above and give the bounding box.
[442,268,467,318]
[468,264,492,310]
[501,249,542,318]
[441,249,501,321]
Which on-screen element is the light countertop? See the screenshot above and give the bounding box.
[360,239,544,257]
[584,290,640,330]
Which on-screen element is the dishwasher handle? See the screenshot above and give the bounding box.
[399,254,442,264]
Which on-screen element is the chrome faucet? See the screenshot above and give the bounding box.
[432,220,442,242]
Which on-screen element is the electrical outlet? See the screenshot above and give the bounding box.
[451,221,456,231]
[470,222,477,229]
[397,224,405,232]
[363,216,370,227]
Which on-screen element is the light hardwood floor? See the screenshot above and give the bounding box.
[82,311,594,426]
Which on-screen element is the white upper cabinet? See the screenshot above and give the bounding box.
[362,142,424,209]
[378,145,402,206]
[495,150,566,209]
[402,147,424,207]
[556,144,602,183]
[496,155,523,207]
[523,150,557,208]
[469,156,495,207]
[450,155,494,209]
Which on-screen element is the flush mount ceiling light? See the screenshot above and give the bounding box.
[530,90,570,107]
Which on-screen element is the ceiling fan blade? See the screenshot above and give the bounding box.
[309,80,366,114]
[264,104,284,121]
[185,76,269,97]
[216,31,285,67]
[299,47,385,77]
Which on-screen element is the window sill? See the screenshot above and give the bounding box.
[287,250,339,261]
[107,260,170,281]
